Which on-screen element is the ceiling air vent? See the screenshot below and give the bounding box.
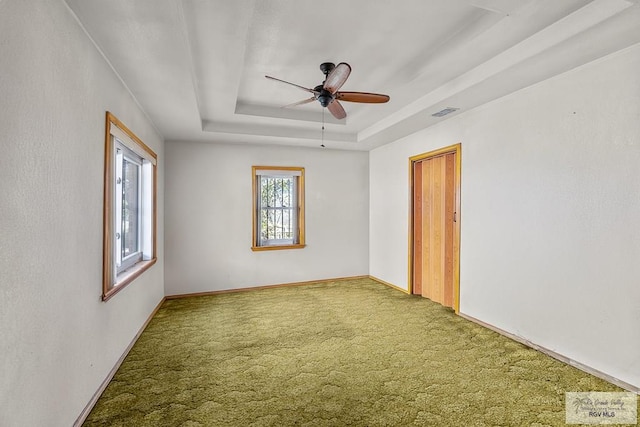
[432,107,459,117]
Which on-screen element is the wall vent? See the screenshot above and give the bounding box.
[432,107,460,117]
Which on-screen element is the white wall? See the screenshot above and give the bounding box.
[370,44,640,389]
[0,1,164,425]
[165,142,369,295]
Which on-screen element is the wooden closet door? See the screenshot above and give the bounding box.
[414,153,455,308]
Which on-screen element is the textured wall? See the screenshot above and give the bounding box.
[164,142,369,295]
[369,44,640,389]
[0,1,164,425]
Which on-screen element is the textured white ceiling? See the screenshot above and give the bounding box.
[65,0,640,150]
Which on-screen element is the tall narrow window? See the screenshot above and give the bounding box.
[103,112,157,301]
[252,166,305,251]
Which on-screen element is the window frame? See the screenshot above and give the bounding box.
[102,112,157,301]
[252,166,305,251]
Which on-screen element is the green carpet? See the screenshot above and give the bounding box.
[84,278,635,426]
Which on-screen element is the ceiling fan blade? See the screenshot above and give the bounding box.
[323,62,351,94]
[327,100,347,120]
[265,75,317,94]
[336,91,390,103]
[282,97,316,108]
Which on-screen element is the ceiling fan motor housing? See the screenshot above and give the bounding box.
[314,84,334,107]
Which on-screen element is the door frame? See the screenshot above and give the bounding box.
[408,143,461,313]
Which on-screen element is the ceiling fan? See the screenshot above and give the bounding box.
[265,62,390,120]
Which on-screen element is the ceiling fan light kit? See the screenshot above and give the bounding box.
[265,62,390,120]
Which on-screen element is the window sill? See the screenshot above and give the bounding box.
[102,258,157,301]
[251,244,306,252]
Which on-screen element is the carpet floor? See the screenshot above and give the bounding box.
[83,278,634,426]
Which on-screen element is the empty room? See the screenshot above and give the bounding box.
[1,0,639,426]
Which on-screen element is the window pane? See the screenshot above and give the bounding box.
[267,208,275,239]
[121,158,140,258]
[283,208,291,239]
[275,208,283,239]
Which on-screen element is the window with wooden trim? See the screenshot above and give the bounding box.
[103,112,157,301]
[252,166,305,251]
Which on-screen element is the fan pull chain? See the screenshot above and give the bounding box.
[321,108,325,148]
